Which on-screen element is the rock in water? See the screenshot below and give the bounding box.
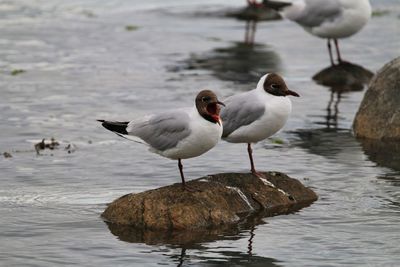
[353,57,400,140]
[102,172,317,230]
[313,61,373,92]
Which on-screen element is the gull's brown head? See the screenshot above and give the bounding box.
[263,73,299,97]
[195,90,225,125]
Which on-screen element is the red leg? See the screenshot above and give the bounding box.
[247,143,265,178]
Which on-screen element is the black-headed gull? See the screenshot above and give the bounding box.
[221,73,299,176]
[98,90,225,191]
[264,0,372,65]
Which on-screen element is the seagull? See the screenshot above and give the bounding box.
[263,0,372,65]
[221,73,299,176]
[98,90,225,191]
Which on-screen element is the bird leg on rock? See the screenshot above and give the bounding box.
[334,39,343,63]
[247,143,265,178]
[327,39,335,66]
[178,159,200,192]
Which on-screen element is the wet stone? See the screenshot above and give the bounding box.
[102,172,318,230]
[3,152,12,158]
[34,138,60,155]
[353,57,400,140]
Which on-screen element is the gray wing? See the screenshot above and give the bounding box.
[221,91,265,138]
[127,110,191,151]
[294,0,342,27]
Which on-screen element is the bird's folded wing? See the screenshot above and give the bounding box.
[292,0,342,27]
[221,93,265,138]
[127,111,192,151]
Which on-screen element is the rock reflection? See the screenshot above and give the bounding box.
[178,42,281,85]
[312,62,374,129]
[106,214,266,246]
[292,128,400,177]
[358,138,400,173]
[106,215,281,266]
[291,128,361,160]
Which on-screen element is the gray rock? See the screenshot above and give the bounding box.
[353,57,400,140]
[102,172,317,231]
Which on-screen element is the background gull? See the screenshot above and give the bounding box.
[264,0,372,65]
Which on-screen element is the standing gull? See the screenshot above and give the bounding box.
[221,73,299,176]
[263,0,372,65]
[98,90,225,191]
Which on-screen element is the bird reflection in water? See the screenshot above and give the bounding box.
[177,42,281,85]
[247,225,255,257]
[172,3,281,85]
[312,61,374,129]
[244,19,257,45]
[105,215,281,266]
[176,247,186,267]
[227,0,281,45]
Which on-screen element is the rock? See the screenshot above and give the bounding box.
[313,61,374,92]
[34,138,60,155]
[3,152,12,158]
[353,57,400,140]
[102,172,317,231]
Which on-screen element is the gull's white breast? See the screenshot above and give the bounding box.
[224,94,292,144]
[159,108,222,160]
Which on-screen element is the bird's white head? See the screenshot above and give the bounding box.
[257,73,300,97]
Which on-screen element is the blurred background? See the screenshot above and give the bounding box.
[0,0,399,266]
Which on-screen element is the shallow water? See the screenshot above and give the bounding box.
[1,0,400,266]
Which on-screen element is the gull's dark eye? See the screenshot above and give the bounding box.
[202,96,211,102]
[271,84,279,90]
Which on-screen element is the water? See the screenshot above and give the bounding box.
[1,0,399,266]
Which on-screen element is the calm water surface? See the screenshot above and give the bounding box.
[1,0,400,266]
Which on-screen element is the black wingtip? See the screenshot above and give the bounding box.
[98,120,129,135]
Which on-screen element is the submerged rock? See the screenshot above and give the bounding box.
[353,57,400,140]
[102,172,317,230]
[3,152,12,158]
[34,138,60,155]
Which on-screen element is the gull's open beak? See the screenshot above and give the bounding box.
[216,100,225,107]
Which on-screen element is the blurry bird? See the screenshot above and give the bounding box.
[263,0,372,65]
[221,73,299,176]
[98,90,225,191]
